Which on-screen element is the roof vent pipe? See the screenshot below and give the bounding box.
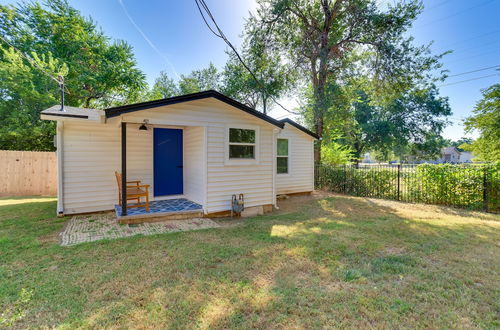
[59,75,65,111]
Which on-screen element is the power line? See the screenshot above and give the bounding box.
[434,29,500,51]
[438,73,499,87]
[446,39,500,56]
[414,0,495,29]
[0,33,61,84]
[425,0,452,11]
[446,49,499,64]
[447,65,500,78]
[194,0,298,114]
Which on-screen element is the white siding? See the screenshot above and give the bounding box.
[122,98,276,214]
[62,121,120,214]
[128,123,153,199]
[184,126,206,205]
[205,125,274,213]
[61,122,154,214]
[59,98,278,214]
[276,124,315,195]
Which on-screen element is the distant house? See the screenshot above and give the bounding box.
[440,147,461,163]
[361,147,475,164]
[361,153,375,163]
[459,151,474,163]
[41,90,318,221]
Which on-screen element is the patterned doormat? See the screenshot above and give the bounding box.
[60,213,220,246]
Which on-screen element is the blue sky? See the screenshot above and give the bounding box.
[2,0,499,140]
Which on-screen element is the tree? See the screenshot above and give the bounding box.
[442,137,473,152]
[178,63,220,94]
[303,80,450,163]
[248,0,444,163]
[148,63,221,100]
[0,49,67,150]
[221,28,292,114]
[348,87,450,161]
[0,0,146,150]
[463,84,500,162]
[150,71,179,99]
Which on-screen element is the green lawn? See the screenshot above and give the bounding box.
[1,194,499,328]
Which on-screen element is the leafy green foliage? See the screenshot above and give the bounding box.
[464,84,500,162]
[0,48,64,150]
[350,88,450,161]
[316,163,500,212]
[443,137,474,152]
[248,0,446,162]
[321,141,353,165]
[221,27,292,114]
[0,0,146,150]
[178,63,220,94]
[148,63,221,100]
[410,164,499,211]
[150,71,179,99]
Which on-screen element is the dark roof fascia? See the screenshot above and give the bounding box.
[41,112,88,119]
[105,90,284,128]
[280,118,319,139]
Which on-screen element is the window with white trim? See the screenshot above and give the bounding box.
[277,138,289,174]
[228,128,256,159]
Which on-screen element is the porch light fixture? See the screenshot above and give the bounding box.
[139,119,149,131]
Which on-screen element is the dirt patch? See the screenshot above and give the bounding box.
[38,232,58,245]
[276,191,333,213]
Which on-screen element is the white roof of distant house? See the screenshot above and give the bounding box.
[442,146,460,154]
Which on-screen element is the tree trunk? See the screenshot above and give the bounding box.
[313,114,323,164]
[312,60,328,165]
[262,95,268,114]
[312,85,326,165]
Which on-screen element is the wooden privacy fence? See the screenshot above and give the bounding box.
[0,150,57,196]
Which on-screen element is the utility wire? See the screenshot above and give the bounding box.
[425,0,452,11]
[0,33,62,84]
[414,0,495,29]
[446,49,499,64]
[434,29,500,51]
[446,39,500,56]
[438,73,499,87]
[194,0,299,114]
[447,65,500,78]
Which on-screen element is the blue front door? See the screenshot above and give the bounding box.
[154,128,183,196]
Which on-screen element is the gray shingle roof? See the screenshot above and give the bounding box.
[41,105,104,120]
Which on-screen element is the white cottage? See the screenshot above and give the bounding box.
[41,90,317,222]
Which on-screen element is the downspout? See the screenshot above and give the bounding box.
[203,126,208,215]
[56,121,64,216]
[272,127,280,210]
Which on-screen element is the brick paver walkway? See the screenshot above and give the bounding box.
[60,213,220,246]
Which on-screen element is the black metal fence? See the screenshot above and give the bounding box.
[315,163,500,213]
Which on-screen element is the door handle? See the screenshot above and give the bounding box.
[177,165,183,168]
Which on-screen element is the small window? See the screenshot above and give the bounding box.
[277,138,289,174]
[229,128,256,159]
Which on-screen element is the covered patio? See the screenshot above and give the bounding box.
[117,121,205,223]
[114,198,203,222]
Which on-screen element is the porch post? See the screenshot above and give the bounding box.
[121,122,127,216]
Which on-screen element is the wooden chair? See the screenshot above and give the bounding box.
[115,172,150,212]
